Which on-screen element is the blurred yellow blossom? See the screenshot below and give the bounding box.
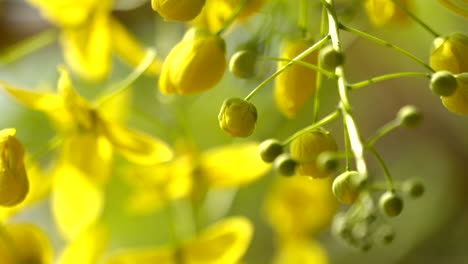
[152,0,206,22]
[365,0,410,27]
[104,217,253,264]
[274,38,318,118]
[264,176,337,240]
[0,223,53,264]
[272,239,328,264]
[159,27,226,95]
[0,129,29,207]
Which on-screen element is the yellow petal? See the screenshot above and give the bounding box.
[100,119,173,165]
[365,0,409,27]
[104,246,175,264]
[0,81,64,112]
[264,177,337,239]
[0,223,53,264]
[110,18,162,75]
[272,240,328,264]
[441,73,468,115]
[430,33,468,74]
[61,7,112,82]
[152,0,206,22]
[0,132,29,207]
[52,164,104,240]
[26,0,98,27]
[274,39,318,118]
[58,224,109,264]
[199,142,269,188]
[183,217,253,264]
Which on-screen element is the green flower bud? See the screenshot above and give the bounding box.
[319,45,345,71]
[402,179,424,198]
[430,71,458,96]
[258,139,283,163]
[397,105,422,128]
[331,212,351,240]
[273,154,297,177]
[290,130,338,178]
[332,171,364,205]
[317,151,340,172]
[229,50,258,79]
[379,191,403,217]
[218,98,258,138]
[376,225,396,245]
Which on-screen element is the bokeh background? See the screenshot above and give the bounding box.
[1,0,467,263]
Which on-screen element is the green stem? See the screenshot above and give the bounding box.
[95,49,156,107]
[299,0,309,34]
[340,24,435,73]
[282,110,340,145]
[216,0,249,36]
[390,0,440,37]
[324,0,368,178]
[348,72,431,90]
[26,135,63,163]
[368,147,395,191]
[266,57,337,78]
[165,200,180,246]
[0,29,57,65]
[365,120,400,148]
[244,35,330,101]
[343,120,351,170]
[312,5,329,123]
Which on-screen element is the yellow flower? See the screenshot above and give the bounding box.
[0,223,53,264]
[365,0,410,27]
[104,217,253,264]
[272,239,328,264]
[264,176,337,240]
[124,142,269,214]
[159,28,226,95]
[152,0,206,22]
[289,131,337,178]
[0,128,29,207]
[1,67,173,239]
[26,0,161,82]
[274,38,318,118]
[430,33,468,114]
[193,0,265,33]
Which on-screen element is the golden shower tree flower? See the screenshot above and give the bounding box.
[264,176,337,240]
[193,0,266,33]
[152,0,206,22]
[159,27,227,95]
[365,0,410,27]
[272,239,329,264]
[124,142,269,214]
[0,129,29,207]
[430,33,468,114]
[274,38,318,118]
[0,223,53,264]
[104,217,253,264]
[1,67,173,239]
[26,0,161,82]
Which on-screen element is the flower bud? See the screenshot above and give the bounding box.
[430,33,468,74]
[402,179,424,198]
[376,225,395,245]
[332,171,363,205]
[430,71,458,96]
[396,105,422,128]
[290,130,338,178]
[319,45,345,71]
[365,0,410,27]
[379,191,403,217]
[218,98,257,137]
[151,0,206,22]
[159,28,226,95]
[274,38,318,118]
[441,73,468,115]
[258,139,283,163]
[229,49,258,79]
[273,154,297,177]
[0,129,29,207]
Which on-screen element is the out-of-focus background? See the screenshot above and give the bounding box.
[1,0,467,263]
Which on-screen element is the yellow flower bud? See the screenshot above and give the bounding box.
[290,130,338,178]
[430,33,468,74]
[152,0,206,22]
[379,191,404,217]
[365,0,410,27]
[0,129,29,207]
[159,28,227,95]
[332,171,363,205]
[274,38,318,118]
[218,98,257,137]
[429,33,468,114]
